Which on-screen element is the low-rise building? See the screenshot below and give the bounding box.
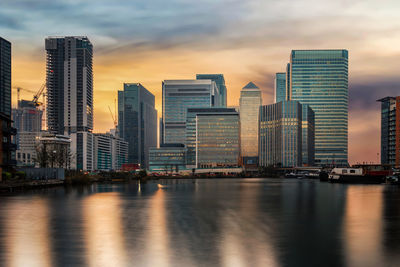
[149,144,186,173]
[0,112,17,179]
[93,133,128,171]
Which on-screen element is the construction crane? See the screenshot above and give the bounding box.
[13,82,46,106]
[108,99,119,136]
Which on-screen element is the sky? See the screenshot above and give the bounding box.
[2,0,400,164]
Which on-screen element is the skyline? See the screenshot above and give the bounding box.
[2,0,400,164]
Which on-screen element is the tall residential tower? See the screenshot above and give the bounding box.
[45,36,94,170]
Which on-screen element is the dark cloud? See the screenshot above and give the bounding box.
[349,77,400,112]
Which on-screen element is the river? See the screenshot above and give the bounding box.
[0,178,400,267]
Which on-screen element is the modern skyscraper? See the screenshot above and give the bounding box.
[45,36,94,170]
[259,101,302,167]
[289,49,348,166]
[239,82,262,166]
[162,79,220,144]
[274,73,286,103]
[378,96,399,166]
[0,37,11,116]
[118,83,157,168]
[194,108,240,168]
[196,74,227,107]
[302,105,315,166]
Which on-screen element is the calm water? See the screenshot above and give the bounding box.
[0,178,400,267]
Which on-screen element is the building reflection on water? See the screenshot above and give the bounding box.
[0,180,400,267]
[82,192,127,267]
[2,197,53,267]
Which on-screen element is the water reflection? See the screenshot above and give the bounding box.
[0,180,400,267]
[83,192,127,267]
[3,197,52,267]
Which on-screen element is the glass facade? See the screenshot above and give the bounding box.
[148,145,186,173]
[302,105,315,166]
[274,73,286,103]
[162,80,220,144]
[239,82,262,165]
[118,83,157,168]
[195,109,240,168]
[0,37,11,117]
[289,50,348,166]
[196,74,227,107]
[259,101,302,167]
[378,97,398,166]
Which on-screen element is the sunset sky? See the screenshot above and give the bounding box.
[2,0,400,164]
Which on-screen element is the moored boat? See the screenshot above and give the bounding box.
[329,165,391,184]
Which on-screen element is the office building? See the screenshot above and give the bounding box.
[94,133,129,171]
[239,82,262,166]
[289,50,348,166]
[149,144,186,173]
[118,83,157,168]
[259,101,302,167]
[193,108,240,168]
[45,36,94,170]
[274,73,287,103]
[0,113,17,179]
[302,105,315,166]
[15,132,38,167]
[378,96,400,166]
[162,79,220,144]
[196,74,227,107]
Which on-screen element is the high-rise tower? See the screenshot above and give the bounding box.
[45,36,94,170]
[289,50,348,166]
[239,82,262,166]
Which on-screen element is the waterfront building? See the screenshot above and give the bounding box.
[0,37,16,178]
[118,83,157,169]
[274,73,287,103]
[162,79,220,144]
[286,63,291,98]
[148,144,187,173]
[378,96,400,166]
[259,101,302,167]
[289,49,348,166]
[15,132,38,167]
[37,133,71,169]
[94,133,128,171]
[45,36,94,170]
[302,105,315,166]
[239,82,262,166]
[190,108,239,168]
[196,74,227,107]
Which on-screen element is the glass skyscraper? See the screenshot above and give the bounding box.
[259,101,302,167]
[289,49,348,166]
[118,83,157,168]
[162,79,220,144]
[239,82,262,166]
[194,108,240,168]
[274,73,287,103]
[302,105,315,166]
[378,96,399,166]
[196,74,227,107]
